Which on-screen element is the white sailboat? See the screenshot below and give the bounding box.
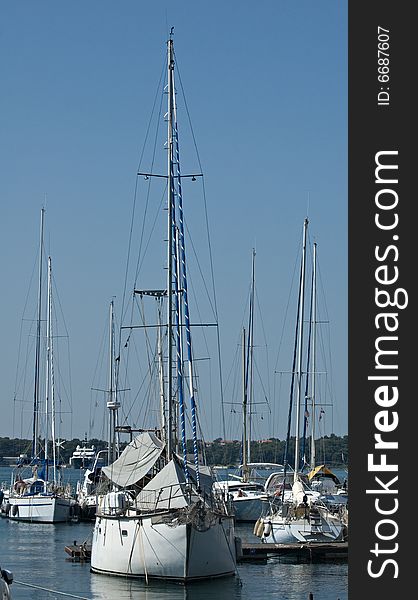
[90,33,237,581]
[8,211,75,523]
[215,251,281,522]
[76,299,121,521]
[256,219,344,544]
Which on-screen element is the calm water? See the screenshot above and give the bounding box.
[0,466,347,600]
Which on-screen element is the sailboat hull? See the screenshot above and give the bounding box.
[262,510,344,544]
[7,495,74,523]
[90,512,236,581]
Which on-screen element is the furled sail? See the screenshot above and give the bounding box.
[102,432,164,488]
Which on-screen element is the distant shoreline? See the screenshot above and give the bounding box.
[0,434,348,469]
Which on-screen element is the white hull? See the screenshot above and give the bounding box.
[7,495,74,523]
[213,481,266,522]
[262,509,344,544]
[91,511,236,581]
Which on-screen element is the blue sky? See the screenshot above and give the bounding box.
[0,1,347,444]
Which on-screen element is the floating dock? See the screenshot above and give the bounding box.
[64,540,348,563]
[64,541,92,561]
[238,541,348,562]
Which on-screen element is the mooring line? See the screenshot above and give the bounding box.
[14,579,89,599]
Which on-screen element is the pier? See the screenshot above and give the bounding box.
[64,540,348,563]
[238,541,348,562]
[64,541,91,561]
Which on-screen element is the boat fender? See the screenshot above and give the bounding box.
[255,518,265,537]
[263,520,272,537]
[12,504,18,517]
[253,518,261,536]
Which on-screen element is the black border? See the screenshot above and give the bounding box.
[349,2,413,596]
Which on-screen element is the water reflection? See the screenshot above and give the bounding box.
[1,466,347,600]
[90,573,242,600]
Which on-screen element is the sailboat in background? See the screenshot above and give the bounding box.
[76,299,121,520]
[214,250,281,521]
[303,242,348,517]
[90,33,237,581]
[7,209,75,523]
[257,218,344,543]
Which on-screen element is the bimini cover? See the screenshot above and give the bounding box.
[136,456,214,511]
[102,431,164,488]
[307,464,341,484]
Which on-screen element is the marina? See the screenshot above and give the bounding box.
[64,540,348,563]
[0,3,348,599]
[1,465,347,598]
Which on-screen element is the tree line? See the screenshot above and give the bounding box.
[0,434,348,468]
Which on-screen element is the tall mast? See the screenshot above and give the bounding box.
[241,327,248,482]
[32,208,45,460]
[310,242,317,470]
[242,249,256,481]
[166,35,175,458]
[107,300,120,465]
[247,248,256,466]
[157,299,166,444]
[45,257,58,485]
[171,34,201,486]
[44,256,52,486]
[294,217,308,479]
[49,259,57,485]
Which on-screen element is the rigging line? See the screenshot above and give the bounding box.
[136,182,168,286]
[129,309,162,429]
[139,295,155,383]
[171,141,190,481]
[50,273,74,433]
[133,299,159,418]
[301,251,315,466]
[121,307,155,427]
[89,307,110,437]
[254,286,272,409]
[13,241,39,440]
[306,253,339,434]
[252,355,271,413]
[317,259,338,410]
[137,299,160,427]
[183,218,216,318]
[175,70,217,315]
[51,271,70,337]
[183,215,226,441]
[223,330,241,393]
[133,72,166,289]
[282,255,303,478]
[119,57,165,359]
[175,60,226,441]
[273,235,302,373]
[183,262,212,361]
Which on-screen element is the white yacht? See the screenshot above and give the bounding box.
[90,33,237,581]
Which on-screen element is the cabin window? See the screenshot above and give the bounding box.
[122,530,128,537]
